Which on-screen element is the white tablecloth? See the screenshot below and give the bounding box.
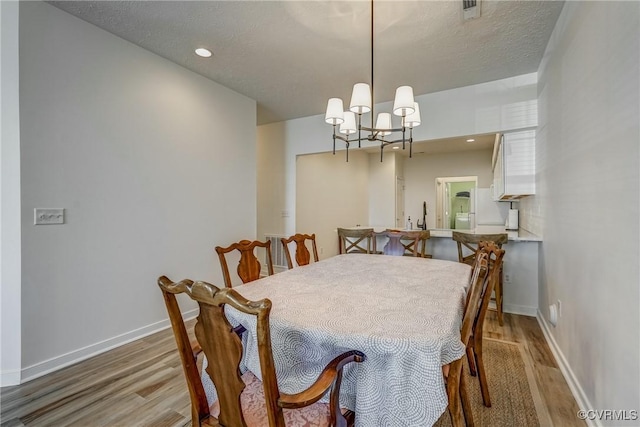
[204,254,470,426]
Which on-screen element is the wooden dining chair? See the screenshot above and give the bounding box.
[158,276,366,427]
[452,231,508,326]
[337,228,374,254]
[281,233,319,269]
[443,251,489,427]
[466,241,505,408]
[215,239,274,288]
[376,231,420,257]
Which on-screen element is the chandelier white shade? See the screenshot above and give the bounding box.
[325,0,422,162]
[340,112,357,135]
[324,98,344,125]
[375,113,392,136]
[405,102,421,128]
[349,83,372,114]
[393,86,415,117]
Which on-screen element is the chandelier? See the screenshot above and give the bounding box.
[324,0,422,162]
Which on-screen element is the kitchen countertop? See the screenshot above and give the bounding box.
[345,225,542,242]
[428,226,542,242]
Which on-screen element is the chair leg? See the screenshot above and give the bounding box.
[466,344,477,377]
[495,267,504,326]
[475,338,492,407]
[447,362,466,427]
[448,392,465,427]
[460,369,475,427]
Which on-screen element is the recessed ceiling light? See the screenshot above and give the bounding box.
[392,146,400,150]
[466,138,475,142]
[195,48,212,58]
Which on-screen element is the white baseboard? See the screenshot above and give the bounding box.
[20,308,198,384]
[0,369,21,386]
[537,310,600,427]
[504,303,537,317]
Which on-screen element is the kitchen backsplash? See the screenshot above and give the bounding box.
[518,196,542,237]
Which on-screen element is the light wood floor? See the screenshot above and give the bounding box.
[1,312,584,426]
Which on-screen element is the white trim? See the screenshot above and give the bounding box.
[537,310,600,427]
[503,303,537,317]
[0,369,21,386]
[1,0,23,390]
[20,308,198,383]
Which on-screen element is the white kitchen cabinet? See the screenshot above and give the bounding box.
[492,130,535,200]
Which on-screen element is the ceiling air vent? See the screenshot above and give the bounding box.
[462,0,481,20]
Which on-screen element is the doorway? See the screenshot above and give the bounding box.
[435,176,477,229]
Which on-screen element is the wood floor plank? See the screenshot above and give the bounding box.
[516,315,559,368]
[18,362,170,425]
[534,365,584,427]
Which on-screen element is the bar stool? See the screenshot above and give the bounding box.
[337,228,375,254]
[452,231,508,325]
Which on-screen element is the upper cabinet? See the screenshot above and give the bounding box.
[492,130,535,200]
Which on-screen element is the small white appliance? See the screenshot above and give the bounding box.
[455,213,471,230]
[505,209,519,230]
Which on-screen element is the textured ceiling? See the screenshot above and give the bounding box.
[49,1,564,126]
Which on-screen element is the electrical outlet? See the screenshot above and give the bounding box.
[557,299,562,317]
[34,208,65,225]
[504,273,511,283]
[320,247,324,255]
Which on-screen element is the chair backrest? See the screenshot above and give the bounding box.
[443,253,488,427]
[376,231,420,256]
[159,276,364,427]
[461,252,489,346]
[337,228,374,254]
[158,276,210,425]
[452,231,508,265]
[281,233,319,269]
[474,241,505,331]
[215,239,274,288]
[158,276,285,426]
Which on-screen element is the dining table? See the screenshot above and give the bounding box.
[202,253,471,427]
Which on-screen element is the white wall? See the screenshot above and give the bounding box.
[19,2,257,380]
[0,0,22,386]
[257,73,537,239]
[404,149,494,230]
[257,121,287,239]
[522,1,639,423]
[368,152,397,227]
[296,151,369,259]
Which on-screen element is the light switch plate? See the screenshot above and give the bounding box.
[34,208,65,225]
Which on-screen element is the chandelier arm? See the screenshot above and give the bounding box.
[409,128,413,158]
[332,125,337,155]
[346,141,350,162]
[379,136,409,145]
[357,114,362,148]
[333,134,351,143]
[360,126,407,134]
[402,126,406,150]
